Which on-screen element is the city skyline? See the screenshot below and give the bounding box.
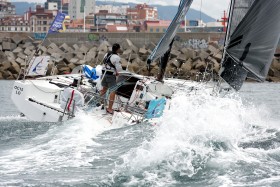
[9,0,230,19]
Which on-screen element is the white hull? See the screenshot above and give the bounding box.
[11,75,221,124]
[10,79,159,125]
[11,72,176,123]
[11,80,70,122]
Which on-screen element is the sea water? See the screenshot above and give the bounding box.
[0,80,280,186]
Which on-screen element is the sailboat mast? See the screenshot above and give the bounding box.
[220,0,235,65]
[157,39,174,82]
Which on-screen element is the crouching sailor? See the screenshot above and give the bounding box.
[60,79,85,116]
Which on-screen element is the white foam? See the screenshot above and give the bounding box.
[0,115,27,121]
[114,86,280,184]
[0,110,126,175]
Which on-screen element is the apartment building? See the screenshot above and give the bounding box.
[0,0,15,18]
[0,15,29,32]
[68,0,95,20]
[127,3,158,21]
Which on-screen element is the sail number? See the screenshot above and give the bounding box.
[14,86,23,95]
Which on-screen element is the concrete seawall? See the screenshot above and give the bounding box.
[1,31,279,51]
[0,32,226,46]
[0,31,279,49]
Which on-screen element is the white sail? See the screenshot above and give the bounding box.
[27,56,51,76]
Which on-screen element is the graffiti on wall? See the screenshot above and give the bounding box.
[34,33,47,40]
[99,34,108,42]
[181,39,208,49]
[87,33,108,44]
[88,33,99,41]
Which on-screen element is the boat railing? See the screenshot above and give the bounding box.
[84,90,147,123]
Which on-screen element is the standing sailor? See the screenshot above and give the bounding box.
[100,43,123,114]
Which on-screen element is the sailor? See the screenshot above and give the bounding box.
[70,78,79,87]
[100,43,123,114]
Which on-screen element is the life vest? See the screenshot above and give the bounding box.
[103,52,117,71]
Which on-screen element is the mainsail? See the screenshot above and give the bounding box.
[228,0,255,37]
[147,0,193,81]
[220,0,280,90]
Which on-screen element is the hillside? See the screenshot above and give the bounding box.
[11,2,38,15]
[156,5,215,22]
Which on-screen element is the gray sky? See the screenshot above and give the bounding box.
[11,0,231,20]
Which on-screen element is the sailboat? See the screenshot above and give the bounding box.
[11,0,279,123]
[219,0,280,91]
[10,0,194,123]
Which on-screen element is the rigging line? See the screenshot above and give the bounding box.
[172,45,224,93]
[200,0,203,22]
[216,0,234,88]
[117,0,133,44]
[222,0,235,62]
[202,48,223,82]
[157,60,216,92]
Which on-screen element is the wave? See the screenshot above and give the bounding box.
[0,110,132,180]
[107,87,280,186]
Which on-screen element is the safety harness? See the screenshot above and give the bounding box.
[103,52,117,71]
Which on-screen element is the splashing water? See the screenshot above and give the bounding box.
[0,111,129,185]
[1,81,280,186]
[109,86,280,186]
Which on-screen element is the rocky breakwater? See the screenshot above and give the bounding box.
[0,36,280,83]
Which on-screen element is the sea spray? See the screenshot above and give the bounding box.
[0,111,114,176]
[110,87,279,186]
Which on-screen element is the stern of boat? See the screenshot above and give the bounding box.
[11,80,68,122]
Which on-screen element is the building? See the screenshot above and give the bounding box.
[44,0,69,14]
[183,21,224,32]
[106,24,128,32]
[0,15,29,32]
[145,20,196,33]
[127,3,158,21]
[205,22,224,32]
[68,0,95,20]
[62,0,69,4]
[62,3,69,15]
[93,10,127,32]
[186,11,227,33]
[0,0,15,18]
[95,5,128,15]
[127,20,143,32]
[24,5,54,32]
[47,2,59,11]
[183,12,227,33]
[145,20,171,33]
[44,0,61,12]
[64,15,92,32]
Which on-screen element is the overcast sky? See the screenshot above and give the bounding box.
[11,0,231,19]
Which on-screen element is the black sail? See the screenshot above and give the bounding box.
[147,0,193,63]
[220,0,280,90]
[228,0,255,36]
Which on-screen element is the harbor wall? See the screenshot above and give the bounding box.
[0,31,279,50]
[0,32,225,45]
